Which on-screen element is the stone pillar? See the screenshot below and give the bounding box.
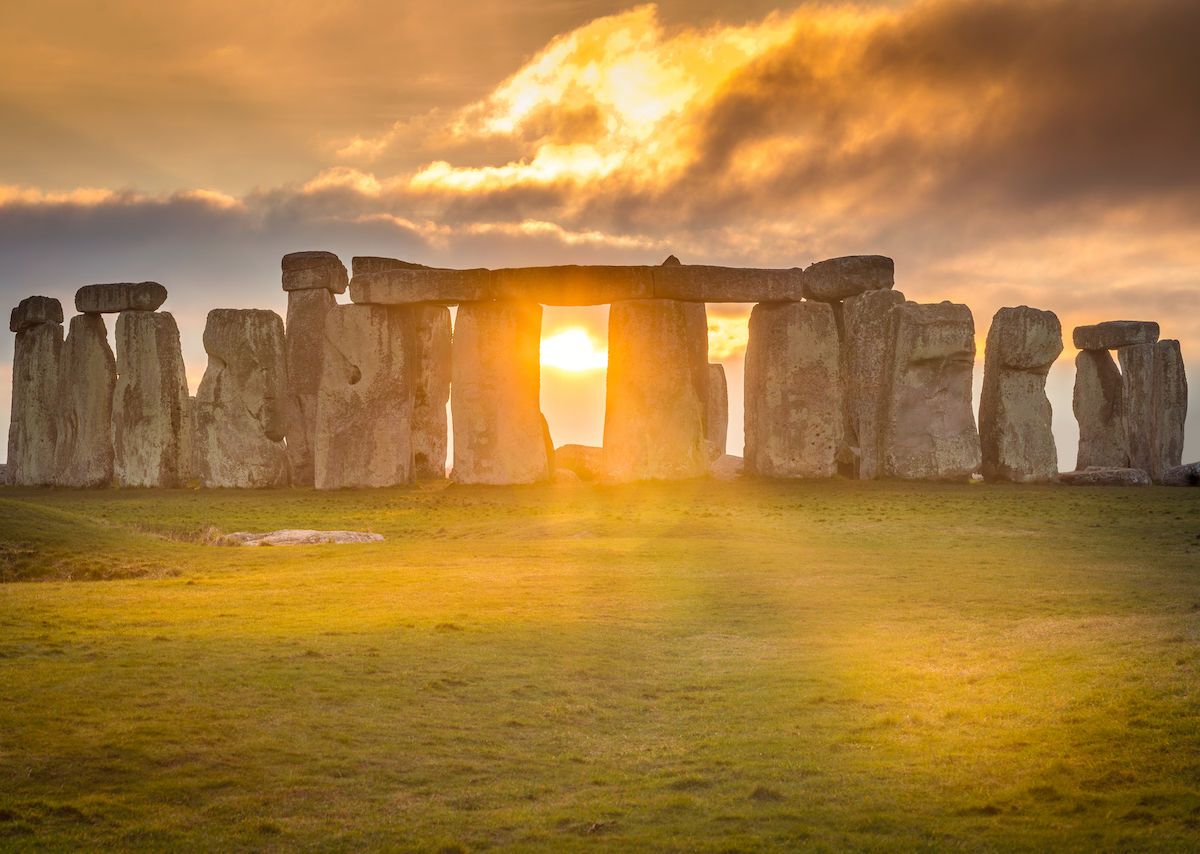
[841,289,906,479]
[603,299,710,481]
[979,306,1063,482]
[282,251,347,485]
[112,310,190,487]
[878,302,980,481]
[405,305,452,479]
[451,301,550,484]
[315,304,413,489]
[54,314,116,487]
[744,301,842,478]
[705,363,728,457]
[194,309,289,488]
[1073,350,1127,469]
[7,296,63,486]
[1119,340,1188,482]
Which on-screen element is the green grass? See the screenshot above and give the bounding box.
[1,479,1198,851]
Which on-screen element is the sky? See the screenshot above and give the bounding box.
[3,0,1198,465]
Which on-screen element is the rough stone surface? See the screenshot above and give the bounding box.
[351,268,492,305]
[219,529,384,546]
[10,295,63,333]
[1073,349,1127,469]
[803,256,894,302]
[7,321,63,485]
[552,468,581,483]
[979,306,1063,482]
[878,302,981,481]
[451,301,550,484]
[744,301,842,478]
[493,266,653,304]
[650,265,804,302]
[1120,340,1189,481]
[194,309,289,488]
[284,288,337,485]
[315,304,414,489]
[1072,321,1159,351]
[841,288,906,478]
[75,282,167,314]
[0,463,8,484]
[112,311,190,487]
[1059,467,1151,487]
[710,454,744,480]
[603,299,710,481]
[181,395,196,483]
[706,364,729,457]
[351,257,430,277]
[404,304,452,479]
[54,314,116,487]
[555,444,604,480]
[282,250,348,293]
[1160,462,1200,486]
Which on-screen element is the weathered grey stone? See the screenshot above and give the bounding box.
[803,255,894,302]
[841,288,906,478]
[282,250,348,293]
[112,311,190,487]
[181,395,196,483]
[7,320,63,485]
[315,304,414,489]
[555,444,604,480]
[980,306,1062,483]
[405,304,452,479]
[284,288,337,486]
[1059,467,1151,487]
[603,299,710,481]
[710,454,744,480]
[493,266,654,304]
[1160,462,1200,486]
[878,302,980,481]
[350,268,492,305]
[451,301,550,484]
[706,364,729,457]
[75,282,167,314]
[661,254,682,266]
[1120,340,1189,481]
[9,295,63,333]
[54,315,116,487]
[219,529,384,546]
[650,265,804,302]
[1073,349,1127,469]
[194,309,289,488]
[1072,320,1159,351]
[744,301,842,478]
[0,463,8,485]
[351,256,431,277]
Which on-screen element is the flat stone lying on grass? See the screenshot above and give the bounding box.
[218,529,384,546]
[75,282,167,314]
[1058,467,1152,486]
[1072,320,1159,351]
[1160,462,1200,487]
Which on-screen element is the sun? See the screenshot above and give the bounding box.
[540,326,608,373]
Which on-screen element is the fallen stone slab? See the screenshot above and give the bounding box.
[1072,320,1159,351]
[650,265,804,302]
[9,295,63,332]
[75,282,167,314]
[803,256,894,302]
[1059,467,1151,487]
[218,529,384,546]
[282,251,348,293]
[493,266,653,305]
[54,314,116,488]
[1160,462,1200,486]
[710,454,744,480]
[351,267,492,305]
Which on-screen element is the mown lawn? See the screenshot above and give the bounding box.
[0,479,1198,851]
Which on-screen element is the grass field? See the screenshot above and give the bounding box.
[1,479,1199,851]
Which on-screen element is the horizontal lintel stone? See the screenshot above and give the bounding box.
[651,265,804,302]
[76,282,167,314]
[282,251,348,294]
[1072,320,1159,350]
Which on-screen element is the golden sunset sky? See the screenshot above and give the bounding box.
[3,0,1197,461]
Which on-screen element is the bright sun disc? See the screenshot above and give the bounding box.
[540,327,608,372]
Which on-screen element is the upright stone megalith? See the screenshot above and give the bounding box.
[54,314,116,487]
[979,306,1063,482]
[405,304,452,479]
[744,301,842,478]
[451,301,550,484]
[1119,340,1188,481]
[315,304,413,489]
[195,309,289,488]
[706,363,729,458]
[7,296,63,485]
[112,310,190,487]
[841,288,906,479]
[878,302,980,481]
[603,299,710,481]
[1073,349,1127,470]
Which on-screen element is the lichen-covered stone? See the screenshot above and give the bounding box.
[282,250,348,293]
[1160,462,1200,486]
[54,314,116,487]
[112,311,190,487]
[803,256,894,302]
[75,282,167,314]
[351,257,430,277]
[284,288,337,485]
[404,304,451,479]
[9,295,63,333]
[706,363,729,457]
[194,309,289,488]
[878,302,980,481]
[351,267,492,305]
[1073,349,1127,469]
[1072,321,1159,351]
[744,301,842,478]
[451,301,550,484]
[7,320,63,484]
[1120,340,1189,482]
[841,288,906,478]
[1059,467,1151,487]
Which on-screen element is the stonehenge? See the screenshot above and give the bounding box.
[706,364,729,458]
[1073,350,1127,469]
[405,304,452,480]
[54,314,117,488]
[76,282,167,314]
[7,297,63,485]
[840,288,907,479]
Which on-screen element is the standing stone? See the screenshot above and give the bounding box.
[452,301,550,484]
[285,288,337,485]
[841,289,906,478]
[706,364,729,457]
[315,304,414,489]
[404,305,452,479]
[7,298,63,485]
[878,302,980,481]
[112,311,190,487]
[54,314,116,487]
[181,395,196,483]
[194,309,289,488]
[1120,341,1188,481]
[1073,349,1127,469]
[603,299,710,481]
[744,301,842,478]
[979,306,1063,482]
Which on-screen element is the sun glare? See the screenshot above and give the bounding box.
[540,326,608,372]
